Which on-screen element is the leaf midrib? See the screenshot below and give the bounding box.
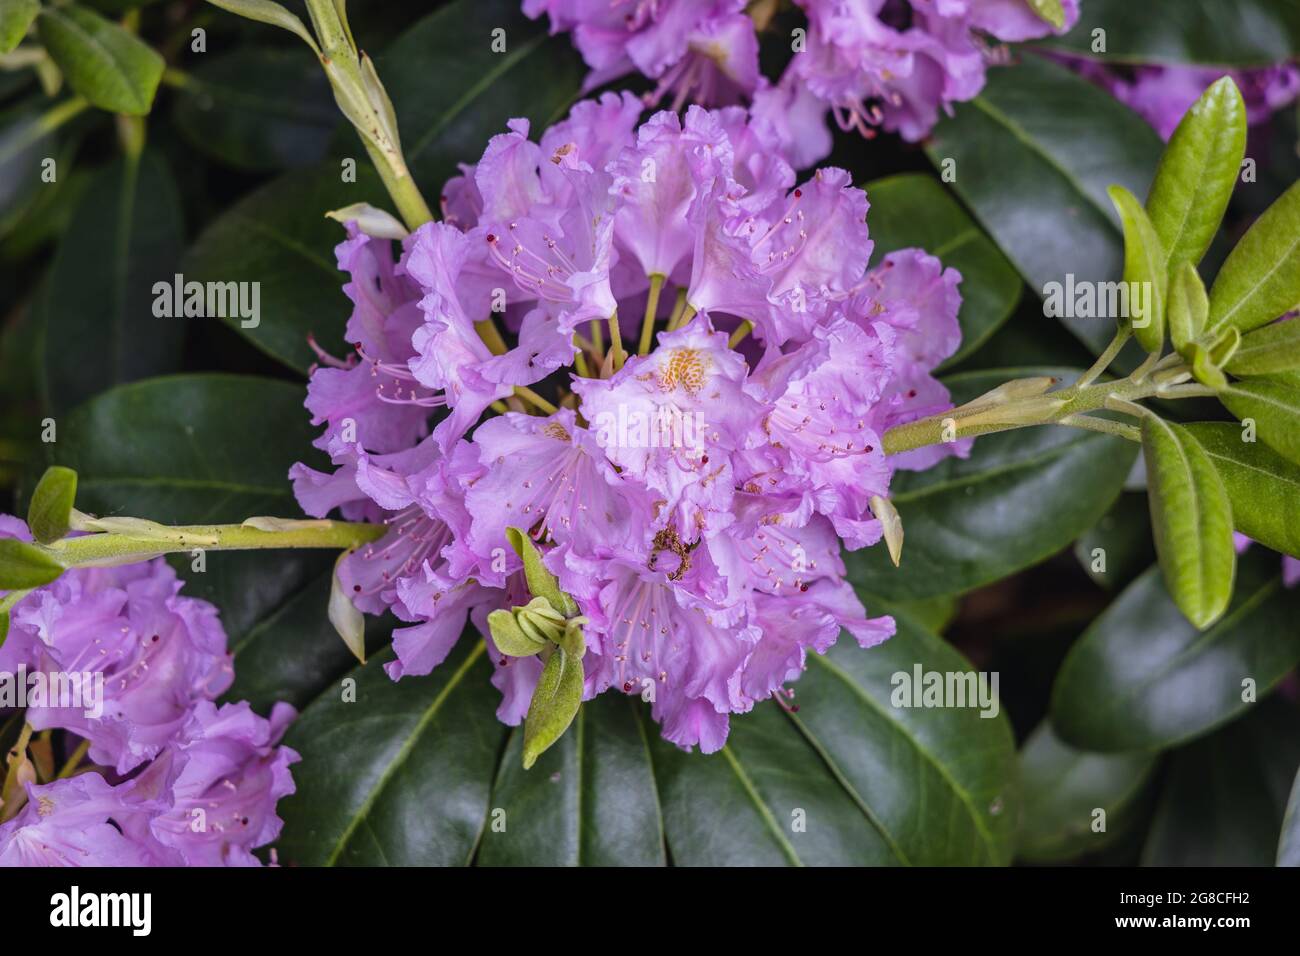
[324,642,487,866]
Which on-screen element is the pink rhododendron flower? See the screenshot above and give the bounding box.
[1062,59,1300,140]
[0,518,299,867]
[526,0,1078,167]
[297,96,968,753]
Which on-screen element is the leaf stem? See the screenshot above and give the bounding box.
[514,386,558,415]
[1076,327,1131,387]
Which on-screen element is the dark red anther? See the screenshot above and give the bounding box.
[623,681,634,693]
[486,233,497,243]
[793,188,802,198]
[799,583,810,592]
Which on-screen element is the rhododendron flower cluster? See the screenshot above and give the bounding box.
[0,517,298,866]
[1063,57,1300,140]
[293,94,967,752]
[524,0,1078,167]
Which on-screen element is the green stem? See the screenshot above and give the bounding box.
[39,520,385,569]
[639,274,665,356]
[364,139,434,231]
[608,311,626,371]
[1076,327,1131,387]
[0,98,89,168]
[881,361,1192,456]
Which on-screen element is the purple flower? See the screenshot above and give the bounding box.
[296,99,966,753]
[3,526,232,775]
[0,518,301,867]
[526,0,762,109]
[144,701,299,867]
[1064,59,1300,140]
[0,772,183,867]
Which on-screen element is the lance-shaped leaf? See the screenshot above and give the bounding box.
[26,466,77,544]
[1018,722,1158,863]
[1168,262,1209,354]
[204,0,318,50]
[1218,377,1300,467]
[37,7,164,115]
[1186,422,1300,558]
[1108,185,1167,352]
[1208,180,1300,334]
[522,647,583,770]
[1141,417,1236,628]
[1225,320,1300,377]
[1146,76,1247,274]
[327,551,365,664]
[0,0,37,54]
[1051,553,1300,753]
[0,539,64,590]
[505,526,577,617]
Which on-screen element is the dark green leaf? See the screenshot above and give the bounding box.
[1186,421,1300,558]
[1039,0,1300,67]
[864,174,1022,368]
[1219,376,1300,467]
[0,538,64,589]
[37,6,163,115]
[171,47,336,171]
[1018,721,1158,863]
[926,57,1163,352]
[26,465,76,544]
[1143,701,1300,866]
[181,161,385,373]
[1208,181,1300,334]
[42,374,316,522]
[1073,491,1154,590]
[1051,553,1300,753]
[1141,416,1235,628]
[0,0,38,55]
[847,367,1137,601]
[1146,76,1246,275]
[477,695,665,866]
[379,0,585,188]
[653,614,1018,865]
[1281,767,1300,867]
[277,641,508,866]
[42,150,184,414]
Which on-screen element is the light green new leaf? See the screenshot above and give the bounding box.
[26,466,77,544]
[1141,417,1236,628]
[1168,262,1209,353]
[522,647,583,770]
[1208,181,1300,334]
[505,526,577,617]
[1219,377,1300,467]
[0,0,39,54]
[1024,0,1066,29]
[1108,185,1167,352]
[1225,320,1300,376]
[204,0,318,50]
[1146,77,1247,274]
[487,608,548,658]
[37,7,164,116]
[1186,422,1300,558]
[0,539,64,590]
